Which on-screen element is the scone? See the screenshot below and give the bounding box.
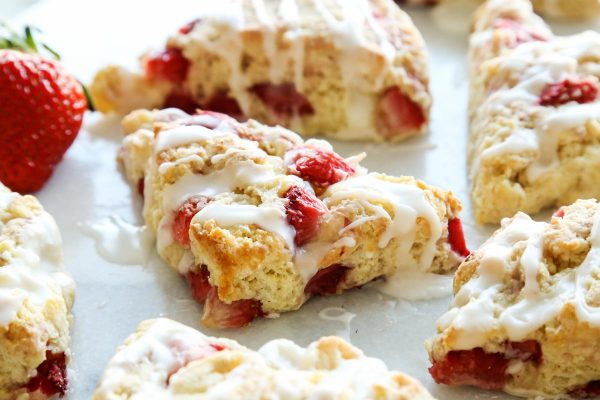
[412,0,600,19]
[468,0,600,224]
[118,108,468,328]
[0,183,75,399]
[93,318,435,399]
[426,199,600,398]
[91,0,431,142]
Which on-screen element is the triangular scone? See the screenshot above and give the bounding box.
[91,0,431,142]
[427,199,600,398]
[403,0,600,20]
[468,0,600,224]
[93,318,435,400]
[0,183,75,399]
[118,108,468,328]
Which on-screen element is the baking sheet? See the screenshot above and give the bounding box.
[10,1,600,398]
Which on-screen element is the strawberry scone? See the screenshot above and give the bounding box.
[468,0,600,224]
[427,199,600,398]
[118,108,468,328]
[0,183,75,399]
[412,0,600,20]
[93,318,435,399]
[91,0,431,142]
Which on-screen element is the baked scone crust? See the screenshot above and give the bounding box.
[427,199,600,397]
[411,0,600,19]
[468,0,600,224]
[118,108,468,328]
[91,0,431,142]
[0,183,75,399]
[93,318,435,400]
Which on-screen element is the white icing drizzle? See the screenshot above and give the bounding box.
[438,210,600,350]
[192,203,296,252]
[325,174,443,271]
[154,125,230,152]
[294,236,357,283]
[0,198,74,327]
[473,32,600,182]
[156,159,277,256]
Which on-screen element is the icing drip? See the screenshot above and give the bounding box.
[438,210,600,350]
[375,269,452,301]
[80,215,154,266]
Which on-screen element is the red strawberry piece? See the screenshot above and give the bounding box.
[429,340,542,390]
[204,91,243,121]
[287,147,355,189]
[448,218,470,258]
[163,90,201,114]
[172,195,212,247]
[26,351,68,397]
[506,340,542,364]
[187,266,212,303]
[178,19,201,35]
[304,264,350,296]
[250,83,314,118]
[553,208,565,218]
[145,47,190,83]
[201,287,263,328]
[376,87,426,138]
[136,178,145,198]
[429,348,508,390]
[570,381,600,399]
[284,185,327,246]
[0,50,86,193]
[539,79,599,107]
[493,18,548,46]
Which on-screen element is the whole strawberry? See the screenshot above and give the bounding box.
[0,26,87,193]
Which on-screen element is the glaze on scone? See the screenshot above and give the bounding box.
[0,183,75,399]
[468,0,600,224]
[118,108,468,328]
[93,318,435,399]
[91,0,431,142]
[411,0,600,19]
[427,199,600,398]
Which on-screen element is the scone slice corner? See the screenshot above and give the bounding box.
[93,318,436,400]
[427,199,600,397]
[0,182,75,399]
